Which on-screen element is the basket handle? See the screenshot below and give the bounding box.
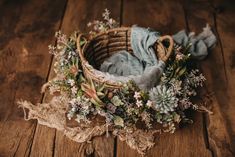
[76,33,88,61]
[155,35,174,62]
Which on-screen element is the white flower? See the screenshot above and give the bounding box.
[134,92,141,100]
[87,9,119,35]
[136,100,143,108]
[68,79,75,86]
[71,86,78,95]
[146,100,153,108]
[102,8,110,20]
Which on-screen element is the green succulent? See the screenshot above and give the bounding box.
[149,85,178,114]
[114,116,124,127]
[111,96,124,106]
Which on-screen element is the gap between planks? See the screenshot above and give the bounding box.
[27,0,69,156]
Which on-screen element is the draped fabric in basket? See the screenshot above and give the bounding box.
[100,25,216,91]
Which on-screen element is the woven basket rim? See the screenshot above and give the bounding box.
[76,27,174,89]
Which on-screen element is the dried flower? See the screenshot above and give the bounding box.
[186,69,206,87]
[87,9,119,35]
[55,30,67,43]
[178,97,193,110]
[107,92,114,99]
[106,103,117,113]
[173,113,181,123]
[141,111,152,128]
[70,65,79,76]
[169,79,182,95]
[48,45,57,55]
[175,53,184,61]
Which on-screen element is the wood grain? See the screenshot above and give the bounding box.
[117,0,212,157]
[0,0,234,157]
[29,0,121,157]
[213,1,235,156]
[0,0,67,156]
[183,0,235,156]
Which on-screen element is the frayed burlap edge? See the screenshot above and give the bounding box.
[17,96,160,155]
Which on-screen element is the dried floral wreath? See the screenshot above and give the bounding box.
[19,9,212,155]
[47,9,207,133]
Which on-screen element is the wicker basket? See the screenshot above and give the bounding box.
[76,27,174,88]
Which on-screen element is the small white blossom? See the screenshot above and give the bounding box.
[136,100,143,108]
[87,9,119,35]
[134,92,141,100]
[146,100,153,108]
[102,8,110,20]
[71,86,78,95]
[68,79,75,86]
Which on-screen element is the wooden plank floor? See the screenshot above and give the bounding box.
[0,0,234,156]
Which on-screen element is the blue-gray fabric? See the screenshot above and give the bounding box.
[173,24,217,60]
[100,25,216,90]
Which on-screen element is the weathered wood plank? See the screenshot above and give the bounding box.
[183,0,235,156]
[29,0,121,157]
[0,0,67,156]
[213,1,235,156]
[116,0,212,156]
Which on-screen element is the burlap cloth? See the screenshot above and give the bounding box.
[18,96,161,155]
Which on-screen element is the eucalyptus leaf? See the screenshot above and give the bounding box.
[80,40,86,46]
[97,92,105,97]
[177,67,187,78]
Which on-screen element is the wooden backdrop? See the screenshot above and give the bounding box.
[0,0,234,156]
